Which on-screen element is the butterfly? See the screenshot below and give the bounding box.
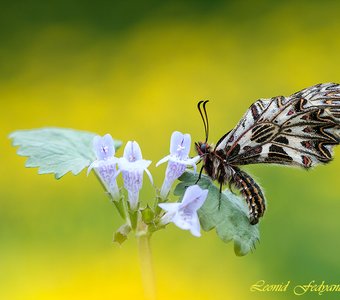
[195,83,340,225]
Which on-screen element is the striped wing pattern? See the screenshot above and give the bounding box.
[217,83,340,168]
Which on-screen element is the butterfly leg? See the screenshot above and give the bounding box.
[194,165,205,184]
[218,181,223,210]
[184,165,203,189]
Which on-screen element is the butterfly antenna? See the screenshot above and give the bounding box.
[197,100,208,141]
[203,100,209,142]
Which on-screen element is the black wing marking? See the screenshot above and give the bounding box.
[217,83,340,168]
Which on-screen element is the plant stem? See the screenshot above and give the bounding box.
[137,233,156,300]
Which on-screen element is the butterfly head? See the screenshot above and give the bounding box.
[195,141,212,157]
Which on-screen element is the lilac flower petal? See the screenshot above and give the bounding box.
[181,185,208,211]
[158,203,170,211]
[189,159,197,174]
[102,134,115,155]
[162,156,199,173]
[93,134,115,160]
[159,161,186,198]
[87,160,100,175]
[118,158,151,173]
[159,202,180,213]
[159,185,208,237]
[93,137,102,160]
[119,140,152,209]
[123,141,143,162]
[158,131,199,199]
[169,131,183,154]
[88,134,121,200]
[127,190,139,209]
[94,162,120,199]
[159,180,173,200]
[189,215,201,237]
[117,157,129,170]
[159,203,181,225]
[134,159,152,170]
[171,209,201,236]
[172,213,191,230]
[144,168,154,185]
[156,155,170,167]
[122,169,143,192]
[88,157,118,175]
[180,134,191,158]
[169,156,199,173]
[170,131,191,159]
[165,161,186,183]
[121,168,145,209]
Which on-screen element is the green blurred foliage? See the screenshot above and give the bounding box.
[1,0,340,299]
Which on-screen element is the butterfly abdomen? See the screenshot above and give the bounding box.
[231,168,266,225]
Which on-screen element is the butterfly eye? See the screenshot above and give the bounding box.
[195,142,206,155]
[199,142,211,155]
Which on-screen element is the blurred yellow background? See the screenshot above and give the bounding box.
[1,1,340,299]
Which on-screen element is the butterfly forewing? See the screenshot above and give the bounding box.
[217,83,340,169]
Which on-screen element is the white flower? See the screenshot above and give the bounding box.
[118,141,153,209]
[156,131,199,199]
[159,185,208,237]
[87,134,120,199]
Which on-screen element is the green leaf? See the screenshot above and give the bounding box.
[9,127,122,179]
[113,224,131,245]
[174,171,260,256]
